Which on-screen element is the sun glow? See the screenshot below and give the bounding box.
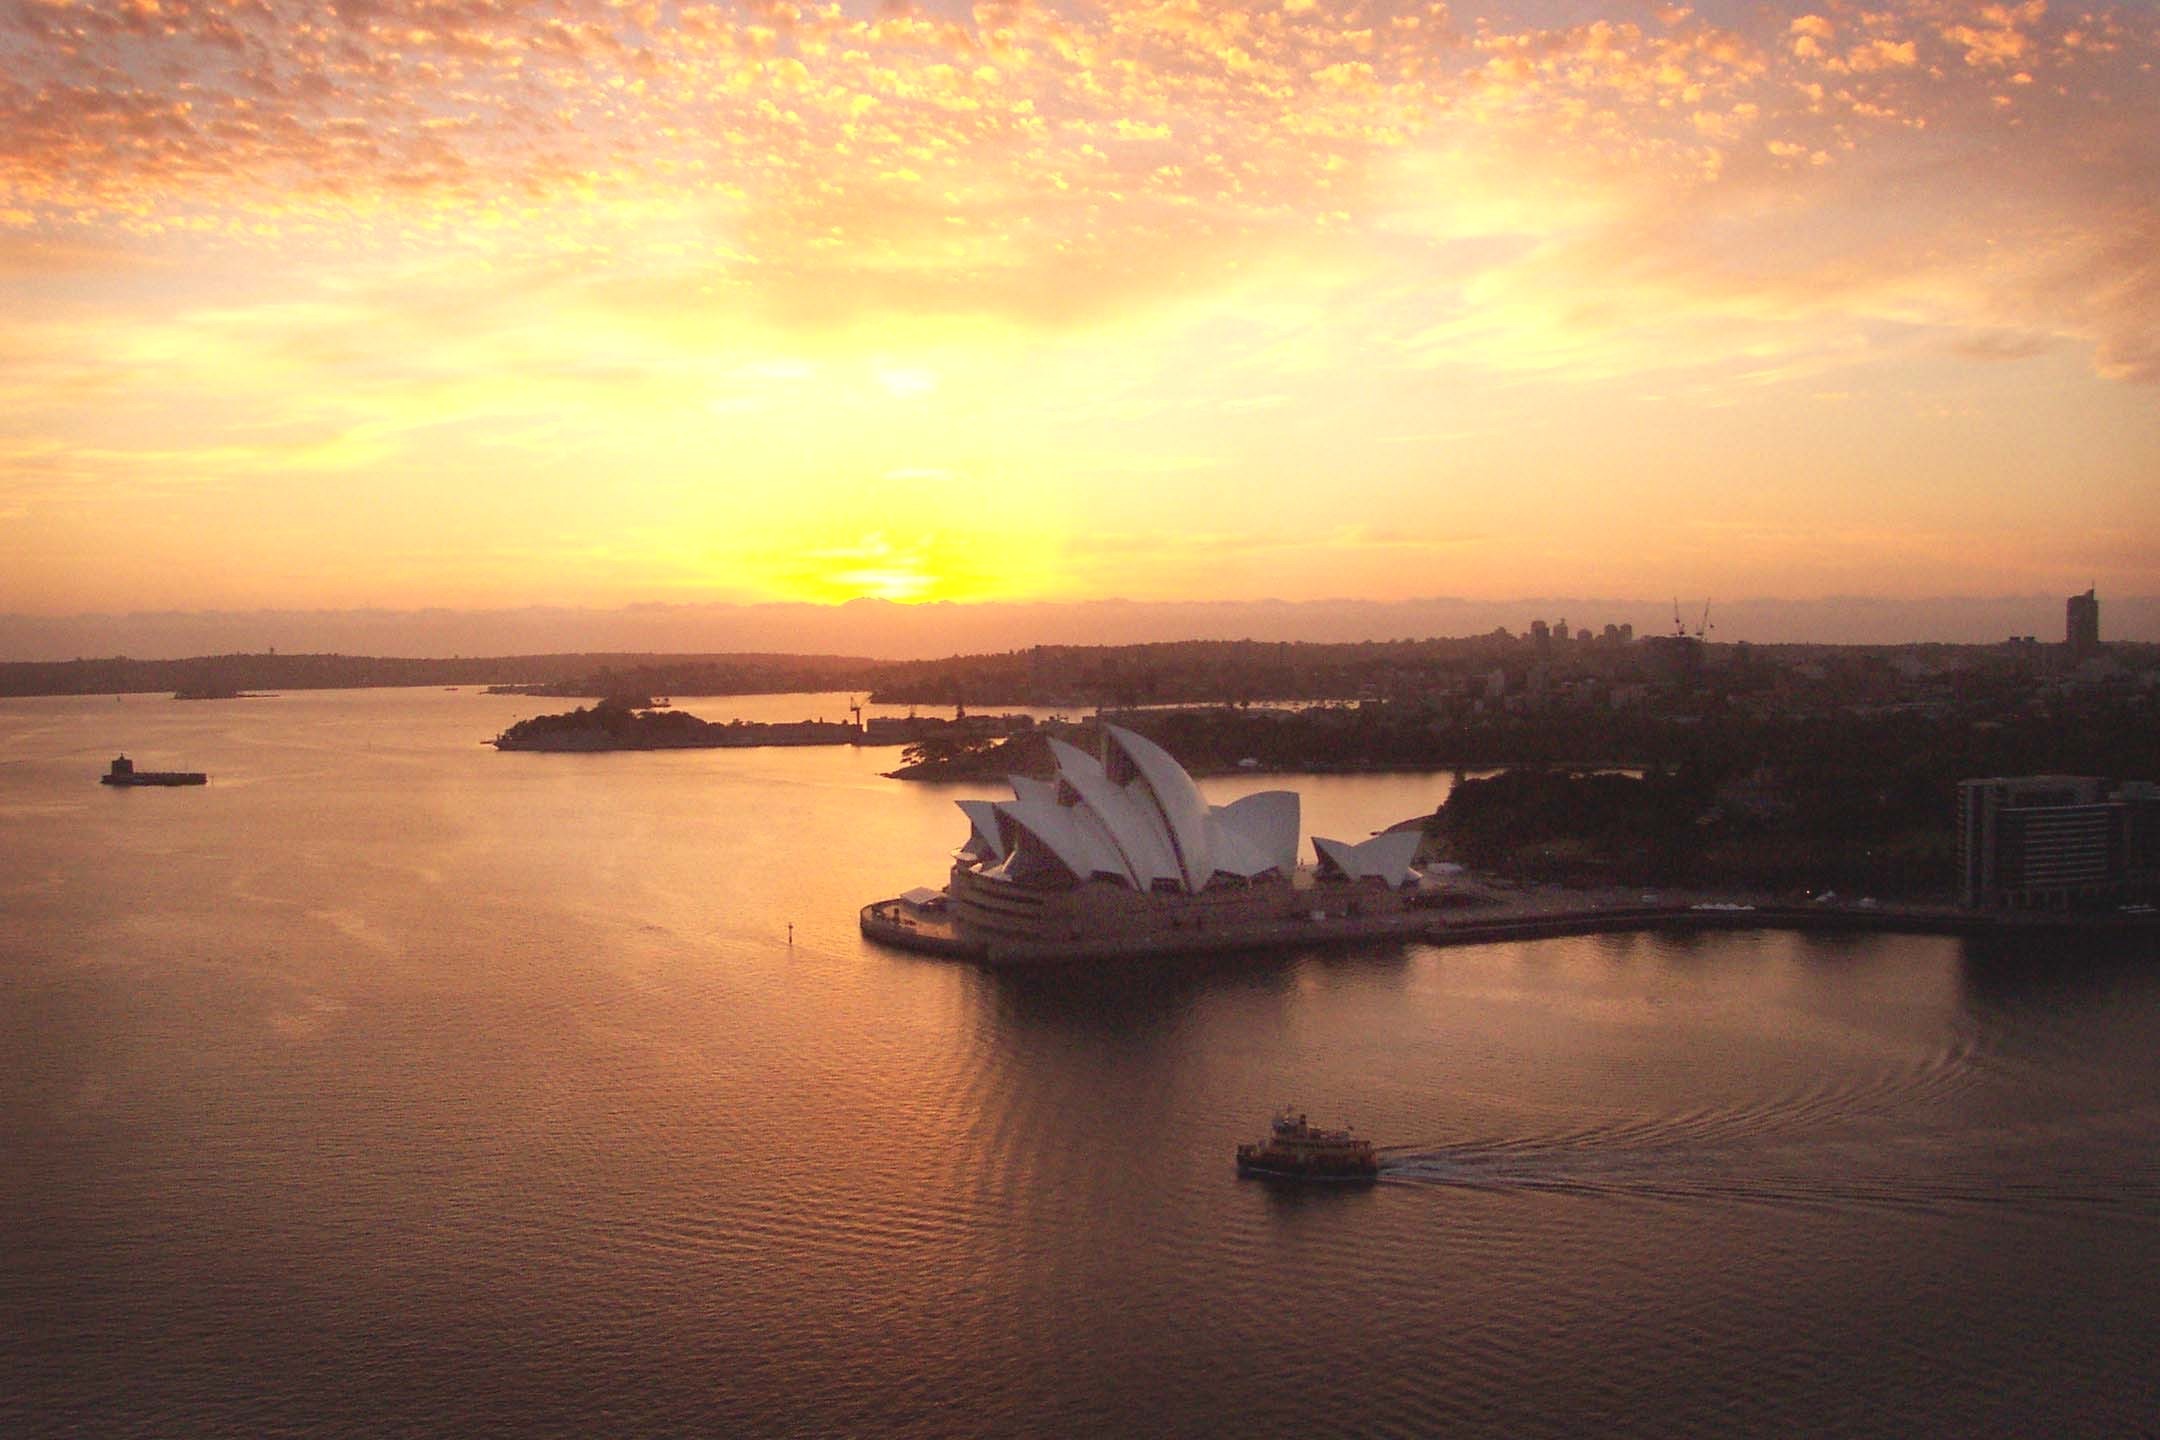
[730,516,1068,606]
[774,532,951,604]
[0,0,2155,616]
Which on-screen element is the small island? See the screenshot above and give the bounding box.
[493,699,1037,753]
[493,699,862,751]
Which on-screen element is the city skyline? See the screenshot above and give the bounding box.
[0,588,2152,662]
[3,0,2156,618]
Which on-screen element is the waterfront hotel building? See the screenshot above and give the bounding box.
[1958,775,2160,909]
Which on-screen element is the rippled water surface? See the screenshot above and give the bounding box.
[4,689,2157,1437]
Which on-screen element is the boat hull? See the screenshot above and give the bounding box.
[1235,1147,1379,1182]
[1236,1158,1380,1183]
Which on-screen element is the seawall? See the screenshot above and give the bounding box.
[860,896,2159,967]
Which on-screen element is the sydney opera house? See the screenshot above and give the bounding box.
[874,724,1426,960]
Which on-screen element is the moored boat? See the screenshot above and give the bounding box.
[1236,1106,1380,1181]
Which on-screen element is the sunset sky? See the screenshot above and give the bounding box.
[2,0,2155,626]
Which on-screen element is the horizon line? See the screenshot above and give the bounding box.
[1,591,2155,664]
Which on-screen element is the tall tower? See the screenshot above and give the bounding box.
[2066,588,2100,664]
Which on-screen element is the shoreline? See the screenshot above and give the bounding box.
[888,756,1657,782]
[860,891,2160,966]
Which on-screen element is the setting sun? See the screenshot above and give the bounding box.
[0,0,2154,621]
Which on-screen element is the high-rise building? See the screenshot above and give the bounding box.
[1958,775,2148,908]
[2066,587,2100,663]
[2120,783,2160,898]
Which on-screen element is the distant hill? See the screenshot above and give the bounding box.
[6,634,2153,708]
[0,652,883,699]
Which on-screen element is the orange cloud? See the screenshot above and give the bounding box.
[1,1,2157,615]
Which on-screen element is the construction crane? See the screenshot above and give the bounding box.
[1672,598,1687,637]
[1695,600,1713,640]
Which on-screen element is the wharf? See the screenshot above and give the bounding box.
[860,890,2158,966]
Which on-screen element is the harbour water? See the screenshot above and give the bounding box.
[4,688,2157,1437]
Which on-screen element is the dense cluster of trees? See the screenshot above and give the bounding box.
[1428,696,2160,896]
[866,637,1536,707]
[1428,766,1955,896]
[494,699,713,744]
[501,655,880,699]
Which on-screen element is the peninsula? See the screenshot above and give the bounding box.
[885,640,2159,901]
[859,723,2160,966]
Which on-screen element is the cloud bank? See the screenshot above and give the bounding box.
[1,1,2155,616]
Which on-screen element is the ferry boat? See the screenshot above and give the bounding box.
[1235,1106,1380,1182]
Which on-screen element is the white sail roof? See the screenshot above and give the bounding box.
[1312,829,1424,888]
[993,795,1116,886]
[1104,725,1216,892]
[1009,775,1058,807]
[956,799,1006,861]
[1046,737,1180,889]
[1213,790,1301,876]
[955,727,1301,893]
